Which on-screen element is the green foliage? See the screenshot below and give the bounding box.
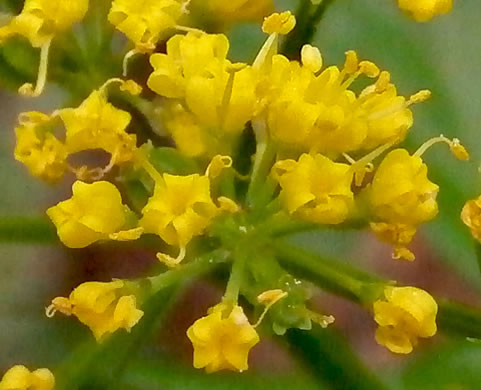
[286,327,388,390]
[399,341,481,390]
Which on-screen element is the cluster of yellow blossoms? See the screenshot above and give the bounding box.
[1,0,472,385]
[0,366,54,390]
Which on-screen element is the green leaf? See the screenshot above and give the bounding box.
[399,340,481,390]
[286,327,388,390]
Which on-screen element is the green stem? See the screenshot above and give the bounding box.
[0,216,57,244]
[273,240,381,304]
[223,246,247,304]
[274,240,481,339]
[281,0,336,59]
[261,214,368,237]
[148,249,231,294]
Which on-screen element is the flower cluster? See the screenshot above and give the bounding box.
[0,366,54,390]
[2,0,468,383]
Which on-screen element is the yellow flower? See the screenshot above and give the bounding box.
[0,366,54,390]
[273,154,354,225]
[192,0,273,25]
[148,32,256,157]
[397,0,453,22]
[0,0,89,96]
[58,90,137,164]
[47,280,143,341]
[140,174,218,247]
[161,102,207,157]
[373,286,437,353]
[461,196,481,243]
[369,149,439,225]
[108,0,183,52]
[47,181,142,248]
[359,73,418,150]
[187,304,259,373]
[263,56,322,149]
[14,112,67,183]
[257,47,426,155]
[0,0,88,47]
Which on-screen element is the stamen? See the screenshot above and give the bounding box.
[19,38,52,97]
[157,246,186,268]
[343,153,374,186]
[254,289,288,328]
[351,141,395,171]
[174,25,204,34]
[206,155,233,178]
[359,61,380,78]
[45,304,57,318]
[135,150,165,184]
[376,71,391,92]
[122,48,140,77]
[406,90,431,106]
[343,50,359,74]
[414,135,469,160]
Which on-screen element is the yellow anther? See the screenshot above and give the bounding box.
[359,61,380,78]
[262,11,296,35]
[407,90,432,105]
[301,44,323,73]
[257,289,288,305]
[119,80,143,96]
[344,50,359,74]
[254,289,288,327]
[450,138,470,161]
[414,135,469,161]
[375,70,391,92]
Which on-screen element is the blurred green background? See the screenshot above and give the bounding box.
[1,0,481,388]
